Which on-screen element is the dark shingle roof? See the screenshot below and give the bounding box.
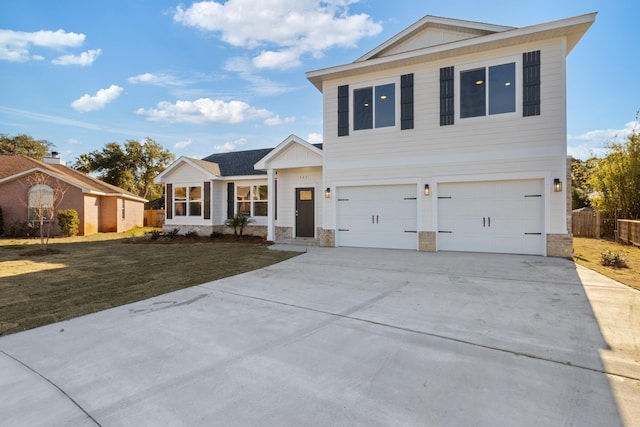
[200,144,322,177]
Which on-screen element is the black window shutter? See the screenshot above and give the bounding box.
[440,66,455,126]
[166,184,173,220]
[227,182,234,219]
[203,182,211,220]
[401,73,414,130]
[274,179,278,221]
[337,84,349,136]
[523,50,541,117]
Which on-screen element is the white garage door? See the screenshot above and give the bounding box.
[437,180,544,255]
[337,185,418,250]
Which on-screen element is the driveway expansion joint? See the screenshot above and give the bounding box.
[0,349,102,427]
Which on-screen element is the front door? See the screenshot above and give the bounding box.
[295,188,315,238]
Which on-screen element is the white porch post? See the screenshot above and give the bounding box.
[267,168,276,241]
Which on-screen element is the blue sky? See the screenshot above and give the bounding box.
[0,0,637,162]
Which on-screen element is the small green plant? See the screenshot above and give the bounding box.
[57,209,79,237]
[224,213,254,240]
[185,230,199,239]
[210,231,222,239]
[600,248,628,268]
[145,230,163,240]
[165,228,180,239]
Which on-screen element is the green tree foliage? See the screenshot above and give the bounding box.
[0,134,54,160]
[571,157,598,209]
[224,213,254,240]
[590,125,640,219]
[57,209,79,237]
[73,138,174,200]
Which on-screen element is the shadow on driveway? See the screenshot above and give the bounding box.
[1,249,638,426]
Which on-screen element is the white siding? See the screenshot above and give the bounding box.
[276,167,323,230]
[322,37,568,236]
[166,163,209,182]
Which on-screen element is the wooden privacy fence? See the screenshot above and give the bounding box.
[572,209,601,238]
[144,209,165,227]
[618,220,640,246]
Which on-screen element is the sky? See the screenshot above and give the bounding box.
[0,0,638,163]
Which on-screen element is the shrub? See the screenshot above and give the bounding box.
[7,220,32,238]
[185,230,199,238]
[210,231,222,239]
[57,209,79,237]
[600,249,628,268]
[224,213,254,240]
[145,230,163,240]
[165,228,180,239]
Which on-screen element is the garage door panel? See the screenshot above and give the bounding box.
[337,185,417,250]
[437,180,544,255]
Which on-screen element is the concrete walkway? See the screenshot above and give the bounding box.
[1,248,638,426]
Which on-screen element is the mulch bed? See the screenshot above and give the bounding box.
[125,234,272,245]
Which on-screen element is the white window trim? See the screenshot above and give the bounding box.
[350,77,400,133]
[456,55,522,121]
[28,184,54,222]
[235,181,269,222]
[172,183,203,219]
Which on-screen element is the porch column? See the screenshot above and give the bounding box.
[267,168,276,241]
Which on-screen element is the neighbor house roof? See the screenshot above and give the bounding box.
[0,154,147,202]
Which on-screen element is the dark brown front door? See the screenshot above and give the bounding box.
[295,188,315,238]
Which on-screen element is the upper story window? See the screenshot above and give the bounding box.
[28,184,54,222]
[236,184,268,217]
[354,83,396,130]
[174,186,201,217]
[460,62,515,118]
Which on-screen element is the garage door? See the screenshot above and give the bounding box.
[437,180,544,255]
[337,185,417,250]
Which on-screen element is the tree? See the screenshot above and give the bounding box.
[224,213,254,240]
[73,138,174,200]
[571,157,598,209]
[23,173,69,250]
[590,121,640,220]
[0,133,54,160]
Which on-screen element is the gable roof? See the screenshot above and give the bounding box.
[0,154,147,202]
[254,134,323,170]
[306,12,596,91]
[355,15,515,62]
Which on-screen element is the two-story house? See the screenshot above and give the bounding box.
[156,12,596,257]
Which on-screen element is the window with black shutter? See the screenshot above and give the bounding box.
[401,73,414,130]
[337,85,349,136]
[440,66,454,126]
[523,50,541,117]
[227,182,234,219]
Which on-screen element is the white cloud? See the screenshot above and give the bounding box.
[307,132,323,144]
[0,29,87,62]
[224,57,296,95]
[215,137,247,152]
[52,48,101,66]
[174,0,381,70]
[174,139,193,149]
[264,115,295,126]
[136,98,273,124]
[568,121,639,160]
[71,84,123,112]
[128,72,187,87]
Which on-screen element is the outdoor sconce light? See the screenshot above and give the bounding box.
[325,187,331,198]
[424,184,431,196]
[553,178,562,192]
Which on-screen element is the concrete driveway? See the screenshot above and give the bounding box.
[1,248,638,426]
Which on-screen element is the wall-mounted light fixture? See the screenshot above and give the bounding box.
[424,184,431,196]
[325,187,331,198]
[553,178,562,192]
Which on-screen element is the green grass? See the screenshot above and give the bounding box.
[0,230,299,335]
[573,237,640,291]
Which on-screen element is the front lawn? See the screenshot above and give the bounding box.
[573,237,640,291]
[0,230,299,335]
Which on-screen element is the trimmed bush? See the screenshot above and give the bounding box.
[57,209,80,237]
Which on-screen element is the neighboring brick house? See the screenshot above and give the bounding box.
[0,154,147,236]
